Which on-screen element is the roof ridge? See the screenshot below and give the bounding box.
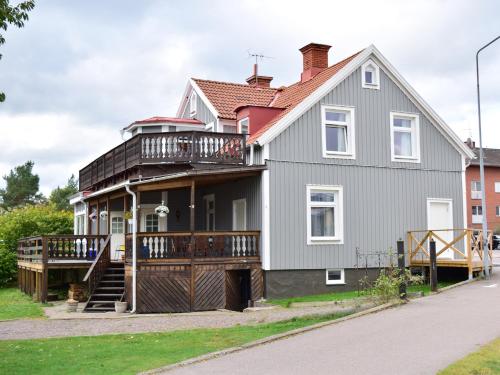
[192,77,278,91]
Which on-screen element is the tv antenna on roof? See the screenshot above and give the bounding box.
[247,50,273,86]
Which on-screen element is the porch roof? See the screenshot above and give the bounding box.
[83,164,266,199]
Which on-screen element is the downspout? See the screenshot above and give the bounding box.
[125,183,137,313]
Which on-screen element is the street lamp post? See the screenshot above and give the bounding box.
[476,35,500,279]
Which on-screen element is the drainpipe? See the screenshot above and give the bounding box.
[125,183,137,313]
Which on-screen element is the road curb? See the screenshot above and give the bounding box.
[431,277,478,294]
[139,301,401,375]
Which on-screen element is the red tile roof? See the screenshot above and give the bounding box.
[192,50,362,144]
[248,50,362,143]
[192,79,278,120]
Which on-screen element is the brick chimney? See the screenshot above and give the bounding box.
[246,64,273,88]
[299,43,331,83]
[465,137,476,149]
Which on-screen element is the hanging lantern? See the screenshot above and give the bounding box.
[99,210,108,219]
[155,201,169,217]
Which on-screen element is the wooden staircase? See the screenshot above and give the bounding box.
[84,263,125,312]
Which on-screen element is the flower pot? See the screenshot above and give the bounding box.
[115,301,128,313]
[66,299,78,312]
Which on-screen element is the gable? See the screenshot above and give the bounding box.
[269,61,463,171]
[254,46,474,159]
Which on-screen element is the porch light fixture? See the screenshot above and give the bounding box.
[155,201,169,217]
[99,210,108,219]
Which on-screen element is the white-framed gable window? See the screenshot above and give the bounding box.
[495,182,500,193]
[361,60,380,90]
[321,105,355,159]
[326,269,345,285]
[189,90,197,117]
[238,117,249,134]
[306,185,343,245]
[390,112,420,163]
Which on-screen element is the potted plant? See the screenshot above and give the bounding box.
[115,300,128,313]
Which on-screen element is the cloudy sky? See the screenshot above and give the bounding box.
[0,0,499,195]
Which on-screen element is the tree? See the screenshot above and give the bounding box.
[0,204,73,285]
[49,175,78,211]
[0,0,35,102]
[0,161,45,210]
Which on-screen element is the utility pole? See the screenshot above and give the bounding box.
[476,35,500,279]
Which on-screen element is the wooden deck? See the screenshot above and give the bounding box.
[407,229,494,277]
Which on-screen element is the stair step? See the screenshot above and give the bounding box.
[96,286,124,290]
[100,280,124,283]
[84,307,115,312]
[89,300,120,304]
[92,293,123,297]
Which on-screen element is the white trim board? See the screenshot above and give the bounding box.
[254,45,475,160]
[176,79,221,122]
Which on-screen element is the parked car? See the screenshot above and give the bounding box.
[492,235,500,250]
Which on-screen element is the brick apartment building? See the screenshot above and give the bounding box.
[465,138,500,232]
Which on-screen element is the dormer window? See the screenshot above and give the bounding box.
[189,91,197,117]
[361,60,380,90]
[238,117,249,134]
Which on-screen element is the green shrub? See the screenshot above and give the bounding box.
[0,205,73,286]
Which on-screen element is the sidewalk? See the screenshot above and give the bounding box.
[161,272,500,375]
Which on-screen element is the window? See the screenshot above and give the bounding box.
[472,205,483,224]
[145,214,159,232]
[361,60,380,89]
[111,217,124,234]
[238,118,249,134]
[321,105,355,159]
[307,185,343,244]
[495,182,500,193]
[189,91,197,116]
[471,181,482,200]
[75,215,85,235]
[390,112,420,162]
[497,206,500,217]
[326,269,345,285]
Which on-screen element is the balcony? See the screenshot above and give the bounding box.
[79,131,247,191]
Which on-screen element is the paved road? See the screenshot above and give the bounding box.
[165,273,500,375]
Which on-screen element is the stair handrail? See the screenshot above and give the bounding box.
[83,234,111,282]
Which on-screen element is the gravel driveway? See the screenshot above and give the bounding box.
[0,303,364,341]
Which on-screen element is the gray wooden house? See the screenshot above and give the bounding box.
[17,42,476,311]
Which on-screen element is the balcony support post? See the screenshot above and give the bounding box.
[190,178,196,311]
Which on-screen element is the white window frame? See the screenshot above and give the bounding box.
[472,205,483,224]
[326,269,345,285]
[390,111,420,163]
[496,206,500,217]
[306,184,343,245]
[361,59,380,90]
[321,105,356,159]
[471,181,482,200]
[238,117,249,134]
[189,90,197,117]
[495,182,500,193]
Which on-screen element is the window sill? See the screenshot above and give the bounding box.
[362,83,380,90]
[323,152,355,160]
[392,156,420,163]
[308,238,343,245]
[326,282,346,285]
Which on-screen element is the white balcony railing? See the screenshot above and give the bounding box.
[471,191,482,200]
[472,215,483,224]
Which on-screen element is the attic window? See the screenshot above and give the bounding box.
[361,60,380,90]
[238,117,249,134]
[189,91,197,117]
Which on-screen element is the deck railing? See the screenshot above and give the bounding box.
[407,229,493,275]
[125,231,260,260]
[79,131,247,191]
[17,235,109,264]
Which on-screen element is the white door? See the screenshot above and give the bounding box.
[427,199,454,259]
[232,199,247,230]
[110,212,125,261]
[204,194,215,231]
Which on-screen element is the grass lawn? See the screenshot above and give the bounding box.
[0,288,47,320]
[0,312,349,375]
[268,281,459,308]
[438,337,500,375]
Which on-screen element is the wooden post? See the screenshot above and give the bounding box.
[466,230,473,280]
[96,201,100,235]
[40,237,48,303]
[429,239,438,292]
[397,239,407,299]
[190,179,196,311]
